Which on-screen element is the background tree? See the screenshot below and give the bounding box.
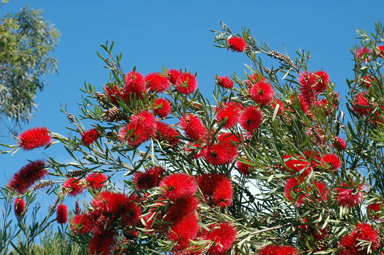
[0,2,60,134]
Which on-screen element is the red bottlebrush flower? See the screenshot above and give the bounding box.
[240,106,263,132]
[86,173,108,189]
[216,76,234,89]
[299,218,328,243]
[160,173,197,201]
[218,132,242,144]
[336,182,364,208]
[312,181,329,202]
[57,204,68,225]
[63,177,85,196]
[271,99,285,115]
[204,222,237,254]
[352,92,372,115]
[338,223,379,255]
[119,111,157,147]
[314,70,329,93]
[197,174,233,208]
[236,159,251,175]
[250,81,275,105]
[89,230,115,255]
[153,98,172,118]
[322,153,341,171]
[70,213,94,234]
[175,72,198,95]
[247,73,266,88]
[258,244,300,255]
[133,166,165,190]
[105,85,121,105]
[227,36,246,52]
[8,159,47,194]
[14,198,25,217]
[205,141,238,165]
[155,121,181,146]
[185,141,207,159]
[17,127,52,151]
[168,213,200,251]
[356,47,371,61]
[284,177,306,205]
[362,75,374,89]
[180,114,207,141]
[123,71,146,102]
[165,195,199,222]
[216,101,242,129]
[333,136,346,151]
[283,154,312,177]
[299,71,318,106]
[168,69,181,85]
[145,72,170,92]
[81,128,100,146]
[368,203,383,220]
[378,45,384,58]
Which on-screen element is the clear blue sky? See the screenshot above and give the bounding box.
[1,0,383,234]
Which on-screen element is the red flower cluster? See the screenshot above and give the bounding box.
[63,177,85,196]
[240,106,263,132]
[119,111,157,146]
[338,223,380,255]
[17,127,52,151]
[86,173,108,189]
[227,36,246,52]
[367,202,383,220]
[236,159,251,175]
[336,182,364,208]
[216,101,243,129]
[250,81,275,105]
[133,166,165,190]
[153,98,172,118]
[145,72,170,92]
[203,222,237,254]
[124,70,146,101]
[8,159,48,194]
[88,230,115,255]
[333,136,346,151]
[155,121,181,146]
[160,173,197,201]
[321,153,341,171]
[81,128,100,146]
[284,178,328,206]
[197,174,233,208]
[180,114,207,141]
[356,47,371,61]
[204,140,238,165]
[216,76,234,89]
[175,72,198,95]
[14,198,25,217]
[57,204,68,224]
[258,244,299,255]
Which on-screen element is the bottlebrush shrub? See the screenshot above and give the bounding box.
[4,21,384,254]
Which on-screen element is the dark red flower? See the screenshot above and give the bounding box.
[63,177,85,196]
[258,244,300,255]
[14,198,25,217]
[123,71,146,102]
[119,111,157,147]
[180,114,207,141]
[86,173,108,189]
[247,73,266,87]
[378,45,384,58]
[160,173,197,201]
[236,159,251,175]
[352,92,372,116]
[197,174,233,208]
[81,128,100,146]
[70,213,94,234]
[271,99,285,115]
[250,81,274,105]
[227,36,246,52]
[17,127,52,151]
[356,47,371,61]
[168,69,181,85]
[155,121,181,146]
[284,177,306,206]
[153,98,172,118]
[57,204,68,225]
[165,195,199,222]
[8,159,48,194]
[216,101,242,129]
[133,166,165,190]
[322,153,341,171]
[338,223,379,255]
[299,71,317,106]
[175,72,198,95]
[333,136,346,151]
[367,203,383,220]
[88,230,115,255]
[205,141,238,165]
[240,106,263,132]
[314,70,329,93]
[145,72,170,92]
[282,154,312,177]
[336,182,364,208]
[362,75,374,89]
[105,85,121,105]
[204,222,237,254]
[168,213,200,251]
[216,76,234,89]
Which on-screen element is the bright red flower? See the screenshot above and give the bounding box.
[17,127,52,151]
[133,166,165,190]
[284,177,306,206]
[240,106,263,132]
[352,92,372,115]
[338,223,379,255]
[63,177,85,196]
[250,81,274,105]
[86,173,108,189]
[333,136,346,151]
[271,99,285,115]
[367,203,383,220]
[314,70,329,93]
[336,182,364,208]
[160,173,197,201]
[204,222,237,254]
[168,213,200,251]
[282,154,312,177]
[247,73,266,87]
[378,45,384,58]
[153,98,172,118]
[70,213,94,234]
[119,111,157,146]
[258,244,299,255]
[299,71,317,106]
[204,141,238,165]
[165,195,199,222]
[105,85,121,105]
[362,75,374,89]
[155,121,181,146]
[236,159,251,175]
[322,153,341,171]
[168,69,181,85]
[145,72,170,92]
[227,36,246,52]
[88,230,115,255]
[312,181,329,202]
[218,132,242,144]
[123,71,146,102]
[197,174,233,208]
[57,204,68,225]
[81,128,100,146]
[180,114,207,141]
[216,101,242,129]
[216,76,234,89]
[356,47,371,61]
[14,198,25,217]
[175,72,198,94]
[8,159,48,194]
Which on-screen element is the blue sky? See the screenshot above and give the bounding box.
[1,0,384,237]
